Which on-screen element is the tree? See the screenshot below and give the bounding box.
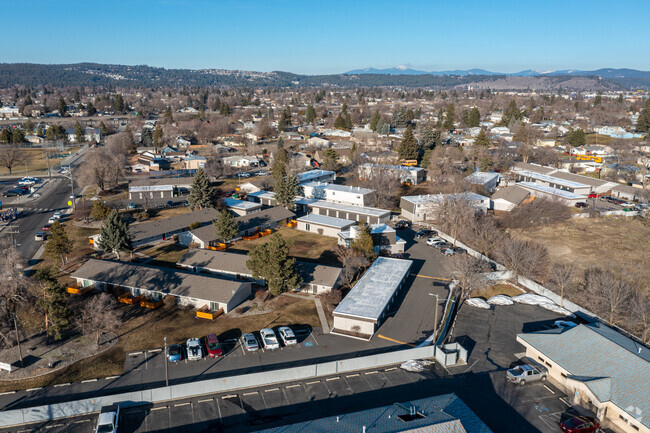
[474,129,491,147]
[584,268,634,326]
[450,255,490,307]
[214,209,239,242]
[443,103,455,130]
[547,263,576,307]
[188,168,213,210]
[33,266,70,340]
[246,234,302,295]
[44,220,73,267]
[113,94,125,113]
[593,91,602,106]
[321,147,340,171]
[428,195,475,245]
[274,173,301,209]
[76,293,122,347]
[351,222,376,260]
[0,129,11,143]
[630,288,650,344]
[334,247,370,287]
[420,126,440,150]
[567,128,586,146]
[90,200,111,221]
[58,96,67,115]
[467,107,481,127]
[86,101,97,116]
[369,110,381,131]
[10,128,25,144]
[501,99,522,126]
[163,106,174,123]
[305,105,317,124]
[398,124,418,160]
[278,107,292,132]
[99,210,132,260]
[272,140,289,186]
[496,237,550,283]
[98,121,108,136]
[0,144,28,174]
[636,99,650,132]
[74,121,86,143]
[0,242,32,348]
[152,126,164,147]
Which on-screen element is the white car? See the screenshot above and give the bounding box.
[426,237,444,246]
[259,328,280,350]
[53,212,62,219]
[278,326,297,346]
[186,338,203,361]
[48,217,58,224]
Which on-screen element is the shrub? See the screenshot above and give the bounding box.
[90,200,111,221]
[255,289,271,303]
[235,306,245,314]
[189,221,201,230]
[135,211,149,221]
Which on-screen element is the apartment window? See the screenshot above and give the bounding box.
[561,373,567,378]
[631,424,639,431]
[545,362,552,367]
[305,223,310,231]
[538,356,545,363]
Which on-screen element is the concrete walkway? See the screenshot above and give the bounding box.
[284,292,330,334]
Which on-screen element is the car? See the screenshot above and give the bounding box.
[35,231,48,241]
[587,193,600,198]
[89,196,101,201]
[415,229,436,239]
[259,328,280,350]
[96,404,120,433]
[432,241,452,250]
[2,190,20,197]
[48,217,59,224]
[166,344,183,362]
[166,200,174,207]
[426,236,444,246]
[621,202,635,208]
[389,252,407,259]
[256,170,269,176]
[53,212,62,219]
[205,333,223,358]
[33,193,41,198]
[241,332,259,352]
[278,326,297,345]
[186,338,203,361]
[128,202,136,209]
[506,362,547,385]
[42,224,51,231]
[559,416,601,433]
[394,220,411,229]
[236,171,251,178]
[574,202,588,208]
[442,246,467,256]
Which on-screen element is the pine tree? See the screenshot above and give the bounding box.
[501,99,522,126]
[636,100,650,132]
[474,129,491,147]
[99,210,132,260]
[163,107,174,123]
[34,266,70,341]
[11,129,25,144]
[188,168,213,210]
[436,107,444,128]
[420,126,439,149]
[153,126,164,147]
[398,124,418,160]
[213,209,240,242]
[44,220,73,267]
[98,121,108,136]
[0,128,11,143]
[369,110,381,131]
[468,107,481,127]
[567,128,586,146]
[443,103,455,130]
[86,101,97,116]
[74,121,86,143]
[274,173,301,209]
[278,107,292,131]
[594,91,602,106]
[113,94,125,113]
[305,105,317,124]
[333,112,348,130]
[351,222,376,260]
[321,148,340,171]
[246,234,302,296]
[58,96,67,115]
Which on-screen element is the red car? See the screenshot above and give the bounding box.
[42,224,51,231]
[588,193,599,198]
[205,333,223,358]
[560,416,600,433]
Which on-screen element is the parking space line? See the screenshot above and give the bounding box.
[151,406,167,411]
[306,380,320,385]
[174,402,190,407]
[81,378,97,383]
[129,351,143,356]
[385,367,397,372]
[265,388,279,392]
[26,387,43,392]
[0,391,16,395]
[148,348,162,353]
[326,377,340,381]
[559,397,570,406]
[286,384,300,389]
[198,398,213,403]
[240,343,246,356]
[73,419,91,423]
[346,374,359,378]
[543,385,555,394]
[310,333,319,345]
[365,371,378,375]
[222,394,238,399]
[54,383,70,387]
[106,375,120,380]
[243,391,258,396]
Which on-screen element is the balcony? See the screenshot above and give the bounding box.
[196,305,223,320]
[140,298,164,309]
[67,283,93,295]
[118,293,144,305]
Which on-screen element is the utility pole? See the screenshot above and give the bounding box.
[164,337,169,387]
[13,312,23,367]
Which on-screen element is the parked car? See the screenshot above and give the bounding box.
[256,170,269,176]
[559,416,601,433]
[186,338,203,361]
[506,361,547,385]
[128,202,137,209]
[53,212,62,219]
[415,229,437,239]
[35,231,48,241]
[260,328,280,350]
[278,326,297,345]
[48,217,58,224]
[42,224,51,231]
[236,171,251,178]
[574,202,588,208]
[432,241,452,250]
[394,220,411,229]
[389,252,407,259]
[205,333,223,358]
[587,193,599,198]
[426,237,444,246]
[442,247,467,256]
[2,190,20,197]
[166,344,183,362]
[95,404,120,433]
[242,332,260,352]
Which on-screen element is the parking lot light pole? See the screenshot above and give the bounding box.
[164,337,169,387]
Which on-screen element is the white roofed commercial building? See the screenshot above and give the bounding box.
[332,257,412,339]
[295,169,336,184]
[301,181,376,207]
[518,182,587,205]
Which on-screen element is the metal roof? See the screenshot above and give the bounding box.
[518,182,587,200]
[465,171,500,184]
[518,324,650,429]
[223,198,262,210]
[297,213,356,229]
[296,197,390,217]
[334,257,412,321]
[516,170,590,189]
[401,193,489,206]
[302,181,374,195]
[296,169,336,183]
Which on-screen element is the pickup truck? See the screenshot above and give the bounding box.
[96,404,120,433]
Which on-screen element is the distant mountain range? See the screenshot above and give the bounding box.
[344,66,650,79]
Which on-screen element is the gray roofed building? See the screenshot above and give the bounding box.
[518,182,587,204]
[71,259,252,313]
[223,198,262,215]
[490,185,531,211]
[517,324,650,432]
[511,161,557,175]
[129,177,193,188]
[127,208,221,247]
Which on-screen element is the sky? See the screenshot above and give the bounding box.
[4,0,650,75]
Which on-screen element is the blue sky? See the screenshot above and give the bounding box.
[4,0,649,74]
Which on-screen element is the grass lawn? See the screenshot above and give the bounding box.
[229,226,340,265]
[474,283,523,299]
[141,243,188,268]
[0,147,81,176]
[147,206,192,221]
[0,295,319,392]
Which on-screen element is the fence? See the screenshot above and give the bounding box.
[434,342,468,366]
[0,345,436,428]
[572,210,640,218]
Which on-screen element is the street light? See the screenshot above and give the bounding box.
[60,169,76,210]
[164,336,169,387]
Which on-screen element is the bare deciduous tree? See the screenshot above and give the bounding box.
[450,255,490,306]
[360,165,402,209]
[334,247,370,287]
[0,241,32,347]
[465,215,504,257]
[76,293,122,347]
[427,195,476,245]
[629,288,650,344]
[0,144,29,174]
[547,263,576,307]
[584,268,634,326]
[500,198,570,229]
[496,237,550,283]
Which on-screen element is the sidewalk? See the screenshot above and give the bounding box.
[284,292,330,333]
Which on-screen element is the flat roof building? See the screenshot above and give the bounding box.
[301,181,376,207]
[333,257,412,339]
[295,169,336,184]
[296,213,356,238]
[296,198,391,225]
[222,198,262,216]
[400,193,490,222]
[518,182,587,205]
[358,163,425,185]
[514,170,592,195]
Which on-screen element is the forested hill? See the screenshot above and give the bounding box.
[0,63,631,89]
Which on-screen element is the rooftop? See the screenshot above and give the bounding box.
[491,185,531,205]
[518,182,587,200]
[190,207,295,243]
[334,257,412,321]
[296,198,390,217]
[360,163,424,173]
[302,181,374,195]
[518,324,650,429]
[129,208,221,242]
[295,169,336,184]
[297,213,356,229]
[401,192,489,206]
[129,177,192,189]
[512,162,556,175]
[550,171,615,188]
[516,170,590,190]
[465,171,500,184]
[223,198,262,210]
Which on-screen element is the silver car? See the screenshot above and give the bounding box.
[259,328,280,350]
[278,326,297,345]
[242,332,259,352]
[506,362,548,385]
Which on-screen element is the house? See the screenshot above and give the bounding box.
[178,207,295,248]
[517,323,650,433]
[128,178,192,201]
[223,198,262,216]
[0,106,20,118]
[337,224,406,255]
[400,193,490,222]
[543,171,618,195]
[71,259,252,313]
[307,136,330,148]
[296,214,356,238]
[536,138,556,147]
[295,169,336,184]
[358,163,425,185]
[490,126,510,135]
[222,155,260,168]
[514,170,593,195]
[238,178,272,194]
[465,172,500,194]
[511,162,557,175]
[332,257,412,339]
[182,155,206,170]
[597,126,645,139]
[490,185,532,211]
[301,182,376,207]
[295,198,391,225]
[177,249,343,295]
[610,184,642,201]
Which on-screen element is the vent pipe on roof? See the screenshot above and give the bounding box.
[362,427,366,433]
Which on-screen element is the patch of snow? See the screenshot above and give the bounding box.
[487,295,514,305]
[467,298,491,309]
[512,293,552,306]
[400,359,432,372]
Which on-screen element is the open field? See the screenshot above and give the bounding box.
[0,147,80,175]
[513,216,650,289]
[0,295,319,392]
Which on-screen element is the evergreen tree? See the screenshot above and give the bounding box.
[44,221,73,267]
[321,147,340,171]
[567,128,586,146]
[213,209,240,242]
[86,101,97,116]
[163,107,174,123]
[23,119,35,134]
[617,94,624,104]
[91,200,111,220]
[420,126,440,149]
[58,96,67,115]
[98,121,108,136]
[474,129,491,147]
[500,99,522,126]
[272,138,289,185]
[278,107,292,131]
[467,107,481,127]
[113,94,125,113]
[34,266,70,340]
[74,121,86,143]
[593,91,602,106]
[0,128,11,143]
[351,222,376,260]
[369,110,381,131]
[305,105,317,124]
[443,103,455,130]
[246,234,302,296]
[220,103,231,116]
[274,173,301,209]
[398,124,418,160]
[11,128,25,144]
[333,112,348,130]
[636,100,650,132]
[153,126,164,147]
[99,210,132,260]
[436,107,444,128]
[188,168,213,210]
